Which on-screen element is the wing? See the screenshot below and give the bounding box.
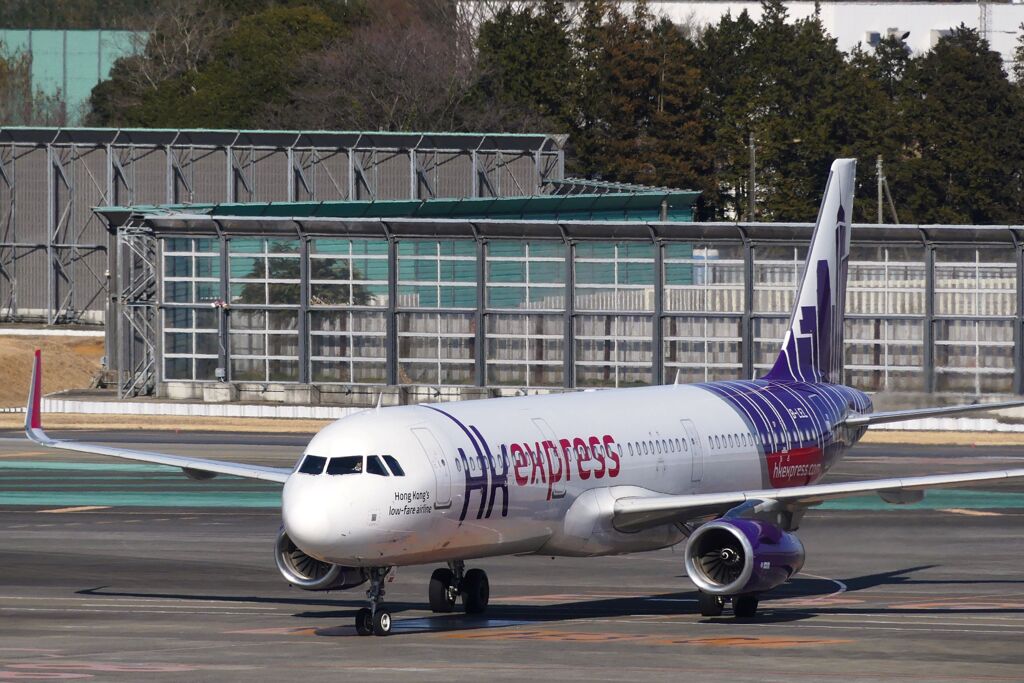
[844,399,1024,427]
[24,350,291,484]
[613,468,1024,532]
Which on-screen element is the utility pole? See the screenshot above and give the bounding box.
[747,132,756,222]
[877,155,884,224]
[876,154,901,224]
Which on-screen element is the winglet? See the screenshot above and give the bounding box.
[25,349,48,443]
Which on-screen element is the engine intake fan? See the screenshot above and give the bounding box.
[684,519,805,595]
[274,527,367,591]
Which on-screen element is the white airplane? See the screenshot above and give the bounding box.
[25,159,1024,636]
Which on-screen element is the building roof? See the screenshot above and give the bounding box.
[96,188,701,230]
[0,127,565,151]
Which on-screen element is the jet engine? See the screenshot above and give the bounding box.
[274,528,368,591]
[683,519,805,595]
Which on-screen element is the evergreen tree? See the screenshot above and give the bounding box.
[896,26,1023,223]
[1014,23,1024,83]
[696,9,758,219]
[571,3,712,199]
[698,0,864,220]
[474,0,576,131]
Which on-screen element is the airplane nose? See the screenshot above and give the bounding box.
[282,483,335,554]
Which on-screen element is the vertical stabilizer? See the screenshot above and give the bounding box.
[764,159,855,385]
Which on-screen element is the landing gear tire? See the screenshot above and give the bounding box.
[462,568,489,614]
[429,568,457,613]
[355,607,373,636]
[733,594,759,618]
[372,609,393,636]
[698,592,724,617]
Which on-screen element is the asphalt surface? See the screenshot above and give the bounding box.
[1,430,1023,681]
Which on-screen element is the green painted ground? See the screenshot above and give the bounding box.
[0,460,281,508]
[2,460,1023,511]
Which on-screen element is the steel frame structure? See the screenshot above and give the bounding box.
[105,214,1024,399]
[0,128,564,328]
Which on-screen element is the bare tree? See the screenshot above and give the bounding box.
[122,0,229,92]
[271,2,481,131]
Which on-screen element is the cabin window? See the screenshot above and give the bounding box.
[628,443,634,457]
[326,456,363,475]
[366,455,389,476]
[726,434,733,448]
[383,455,406,476]
[714,435,721,449]
[298,454,327,475]
[680,438,686,452]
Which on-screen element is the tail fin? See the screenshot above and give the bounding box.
[764,159,855,385]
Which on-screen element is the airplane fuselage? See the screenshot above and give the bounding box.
[282,379,872,568]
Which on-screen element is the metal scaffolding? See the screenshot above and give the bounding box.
[0,128,564,325]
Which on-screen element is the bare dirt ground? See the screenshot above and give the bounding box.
[0,412,331,433]
[0,335,103,407]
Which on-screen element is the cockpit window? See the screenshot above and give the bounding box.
[298,455,326,475]
[383,455,405,476]
[326,456,363,475]
[366,456,389,476]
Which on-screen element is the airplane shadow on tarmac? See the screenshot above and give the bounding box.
[76,563,1024,637]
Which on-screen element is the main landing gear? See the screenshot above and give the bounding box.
[428,560,489,615]
[698,591,759,618]
[355,567,394,636]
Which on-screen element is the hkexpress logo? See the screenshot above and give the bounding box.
[457,429,622,522]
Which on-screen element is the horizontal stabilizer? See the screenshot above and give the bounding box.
[844,399,1024,428]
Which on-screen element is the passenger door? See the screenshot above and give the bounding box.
[680,419,704,483]
[531,417,565,498]
[410,426,452,509]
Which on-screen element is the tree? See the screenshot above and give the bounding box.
[88,1,363,127]
[270,1,477,132]
[697,9,759,218]
[571,3,712,199]
[1014,23,1024,84]
[845,36,914,221]
[895,26,1023,223]
[472,0,577,131]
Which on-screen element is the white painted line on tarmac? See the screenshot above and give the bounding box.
[38,505,111,514]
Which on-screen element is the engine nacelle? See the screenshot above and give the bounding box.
[274,528,368,591]
[683,519,805,595]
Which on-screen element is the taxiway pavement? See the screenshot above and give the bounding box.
[1,430,1022,681]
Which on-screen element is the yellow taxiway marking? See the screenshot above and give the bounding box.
[38,505,111,514]
[940,508,1003,517]
[441,628,850,648]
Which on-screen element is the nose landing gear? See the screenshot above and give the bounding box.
[428,560,490,615]
[355,567,394,636]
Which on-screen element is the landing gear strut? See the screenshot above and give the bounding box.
[355,567,393,636]
[698,592,724,617]
[427,561,489,615]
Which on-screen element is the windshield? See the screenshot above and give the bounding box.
[326,456,363,475]
[297,455,326,474]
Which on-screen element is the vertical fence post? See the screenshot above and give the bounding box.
[923,238,936,393]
